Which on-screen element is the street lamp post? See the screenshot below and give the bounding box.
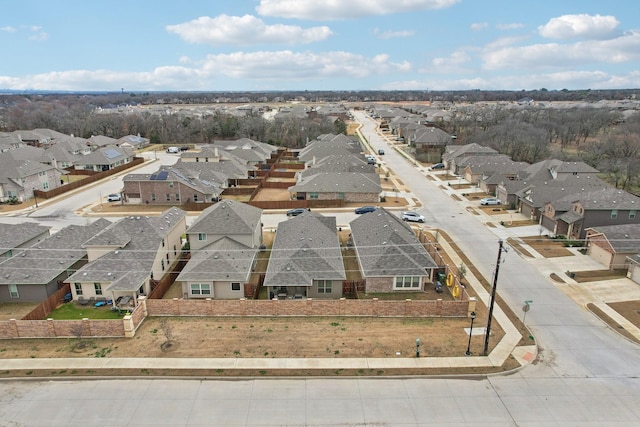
[465,311,476,356]
[32,189,38,208]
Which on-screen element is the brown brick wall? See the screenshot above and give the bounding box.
[144,298,469,318]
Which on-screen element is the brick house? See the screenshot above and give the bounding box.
[349,208,437,293]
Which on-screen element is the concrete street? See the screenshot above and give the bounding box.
[1,113,640,425]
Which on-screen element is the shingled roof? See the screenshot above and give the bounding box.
[350,208,436,278]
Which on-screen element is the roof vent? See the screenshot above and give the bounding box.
[83,272,87,276]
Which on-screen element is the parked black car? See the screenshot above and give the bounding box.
[429,163,445,170]
[286,208,309,217]
[355,206,378,214]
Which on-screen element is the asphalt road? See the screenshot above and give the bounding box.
[2,118,640,426]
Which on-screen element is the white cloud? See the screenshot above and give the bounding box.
[496,23,524,30]
[199,50,411,79]
[470,22,488,31]
[538,14,619,40]
[0,26,16,32]
[427,51,472,73]
[28,32,48,42]
[482,31,640,70]
[0,51,411,90]
[374,28,415,39]
[256,0,460,20]
[381,70,640,91]
[166,14,332,46]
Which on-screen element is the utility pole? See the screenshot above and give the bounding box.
[484,239,504,355]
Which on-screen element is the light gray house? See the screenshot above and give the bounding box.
[0,151,63,202]
[73,145,134,172]
[264,211,346,299]
[0,223,51,260]
[350,208,437,293]
[0,219,112,303]
[66,207,186,306]
[178,200,263,299]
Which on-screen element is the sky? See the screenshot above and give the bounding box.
[1,0,639,92]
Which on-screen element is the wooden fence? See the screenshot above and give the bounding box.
[22,283,70,321]
[35,157,144,199]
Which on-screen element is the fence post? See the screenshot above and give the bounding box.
[123,315,135,337]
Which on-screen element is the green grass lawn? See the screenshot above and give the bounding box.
[48,303,126,320]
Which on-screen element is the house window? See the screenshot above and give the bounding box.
[190,283,211,295]
[166,194,171,201]
[611,209,618,220]
[198,233,207,241]
[8,284,19,299]
[317,280,332,294]
[394,276,421,289]
[43,182,49,190]
[151,193,156,201]
[74,283,83,296]
[162,238,165,247]
[174,244,177,256]
[169,181,174,188]
[231,282,241,291]
[195,157,199,162]
[166,253,169,262]
[94,283,102,296]
[161,260,165,271]
[310,192,319,199]
[175,193,180,202]
[194,194,199,202]
[630,210,636,219]
[338,193,344,199]
[205,157,209,162]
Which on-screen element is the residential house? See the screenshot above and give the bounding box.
[297,134,362,164]
[213,138,278,167]
[86,135,119,150]
[463,156,527,186]
[0,223,51,260]
[288,169,381,203]
[585,224,640,270]
[186,200,263,251]
[123,157,248,205]
[10,130,52,147]
[73,145,134,172]
[0,132,24,151]
[66,208,186,305]
[497,159,601,219]
[0,219,112,303]
[408,126,454,163]
[349,208,437,293]
[263,211,346,299]
[0,151,63,202]
[178,200,263,299]
[442,143,498,174]
[118,134,150,150]
[541,188,640,239]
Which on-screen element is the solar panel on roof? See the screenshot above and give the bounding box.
[150,171,168,181]
[104,148,121,159]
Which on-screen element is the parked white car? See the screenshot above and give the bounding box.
[480,197,501,205]
[401,211,425,223]
[107,193,122,202]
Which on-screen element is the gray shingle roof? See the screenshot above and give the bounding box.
[0,223,51,256]
[0,219,112,285]
[177,237,257,282]
[289,172,381,194]
[350,208,436,278]
[188,200,262,236]
[587,224,640,253]
[264,212,345,287]
[67,208,186,291]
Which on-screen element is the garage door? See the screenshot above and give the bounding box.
[588,244,612,269]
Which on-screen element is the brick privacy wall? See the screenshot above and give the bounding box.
[145,298,469,318]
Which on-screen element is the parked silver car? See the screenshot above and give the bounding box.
[401,211,425,223]
[480,197,501,206]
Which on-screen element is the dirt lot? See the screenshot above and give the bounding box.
[520,236,574,258]
[0,315,517,377]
